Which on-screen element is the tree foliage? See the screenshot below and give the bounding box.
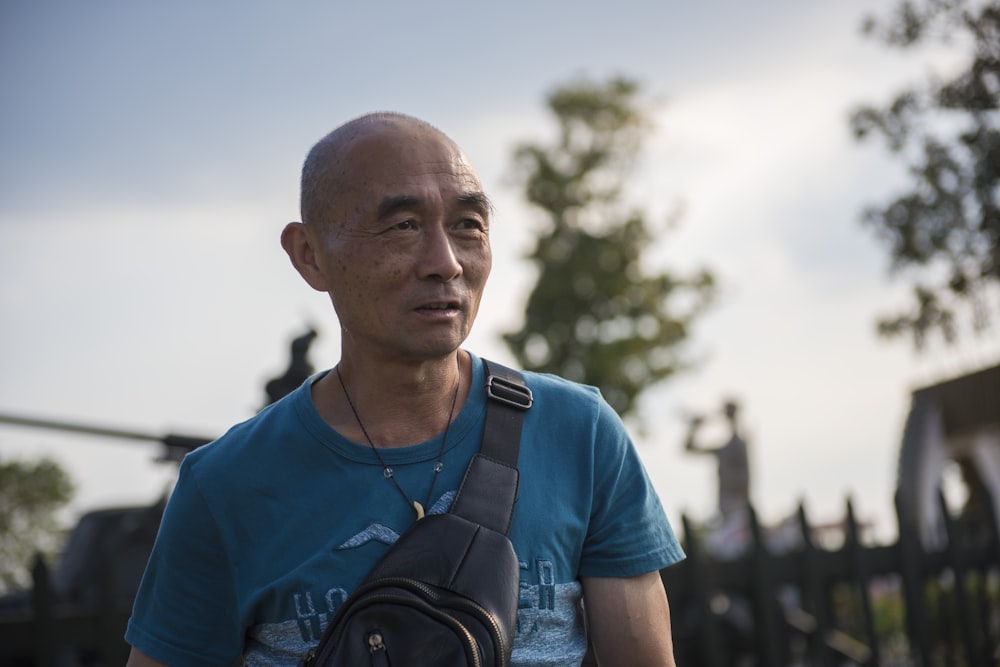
[504,76,715,417]
[0,455,74,590]
[851,0,1000,349]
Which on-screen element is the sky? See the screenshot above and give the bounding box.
[2,0,997,544]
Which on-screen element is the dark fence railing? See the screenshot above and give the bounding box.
[0,557,132,667]
[1,489,998,666]
[663,489,1000,666]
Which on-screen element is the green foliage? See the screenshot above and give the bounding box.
[851,0,1000,349]
[504,76,716,417]
[0,455,74,591]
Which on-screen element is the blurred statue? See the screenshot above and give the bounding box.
[684,400,751,523]
[264,327,318,407]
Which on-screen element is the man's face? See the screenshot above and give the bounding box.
[306,123,492,363]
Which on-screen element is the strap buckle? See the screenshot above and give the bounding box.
[486,375,533,410]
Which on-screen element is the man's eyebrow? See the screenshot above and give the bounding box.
[375,192,493,220]
[376,195,421,220]
[457,191,493,216]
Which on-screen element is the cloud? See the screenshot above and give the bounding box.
[1,0,992,542]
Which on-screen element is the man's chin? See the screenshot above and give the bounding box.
[407,332,472,361]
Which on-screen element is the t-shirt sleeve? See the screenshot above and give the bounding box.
[577,397,685,578]
[125,458,244,667]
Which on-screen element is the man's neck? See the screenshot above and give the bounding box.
[312,351,470,448]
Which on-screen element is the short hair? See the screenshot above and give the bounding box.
[299,112,443,227]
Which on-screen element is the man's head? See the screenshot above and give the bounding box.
[281,113,493,363]
[299,112,439,229]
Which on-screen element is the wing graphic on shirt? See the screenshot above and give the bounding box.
[427,490,455,515]
[335,523,400,549]
[335,490,456,550]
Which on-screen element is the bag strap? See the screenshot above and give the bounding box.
[449,359,532,535]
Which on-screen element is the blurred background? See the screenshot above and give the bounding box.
[2,0,998,583]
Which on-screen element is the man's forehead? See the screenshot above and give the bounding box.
[338,129,483,194]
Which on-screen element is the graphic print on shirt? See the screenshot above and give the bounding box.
[244,490,587,666]
[293,588,347,642]
[332,491,455,550]
[511,558,587,663]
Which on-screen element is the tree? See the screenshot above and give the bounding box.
[0,455,74,590]
[504,76,716,418]
[850,0,1000,349]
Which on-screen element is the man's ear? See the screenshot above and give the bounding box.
[281,222,329,292]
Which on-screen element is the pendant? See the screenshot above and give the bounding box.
[413,501,425,520]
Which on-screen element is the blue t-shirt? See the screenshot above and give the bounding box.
[126,352,684,666]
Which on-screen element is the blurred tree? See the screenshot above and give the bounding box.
[0,456,74,590]
[850,0,999,349]
[504,76,716,417]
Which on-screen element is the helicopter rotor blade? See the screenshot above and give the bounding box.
[0,411,212,459]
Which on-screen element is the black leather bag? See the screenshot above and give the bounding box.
[305,360,532,667]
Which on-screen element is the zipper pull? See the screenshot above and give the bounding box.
[368,631,386,653]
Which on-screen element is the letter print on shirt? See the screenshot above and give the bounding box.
[513,557,588,663]
[293,591,322,642]
[292,587,348,643]
[517,558,571,630]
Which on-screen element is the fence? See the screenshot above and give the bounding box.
[662,490,1000,666]
[1,491,998,666]
[0,557,131,667]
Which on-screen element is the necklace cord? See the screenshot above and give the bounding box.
[335,357,461,515]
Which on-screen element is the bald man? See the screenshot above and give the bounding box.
[126,113,683,667]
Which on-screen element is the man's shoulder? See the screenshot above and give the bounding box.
[182,374,317,471]
[521,368,602,404]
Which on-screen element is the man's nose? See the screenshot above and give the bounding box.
[420,225,462,281]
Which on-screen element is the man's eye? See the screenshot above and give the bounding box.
[458,218,485,231]
[393,220,416,230]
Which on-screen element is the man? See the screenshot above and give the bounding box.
[125,113,683,666]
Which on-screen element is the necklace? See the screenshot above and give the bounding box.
[335,359,460,520]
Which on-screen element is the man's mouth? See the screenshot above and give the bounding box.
[417,301,460,312]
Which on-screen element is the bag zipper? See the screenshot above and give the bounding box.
[368,577,507,660]
[307,578,499,667]
[368,631,389,667]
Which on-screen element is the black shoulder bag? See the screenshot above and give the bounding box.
[305,360,533,667]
